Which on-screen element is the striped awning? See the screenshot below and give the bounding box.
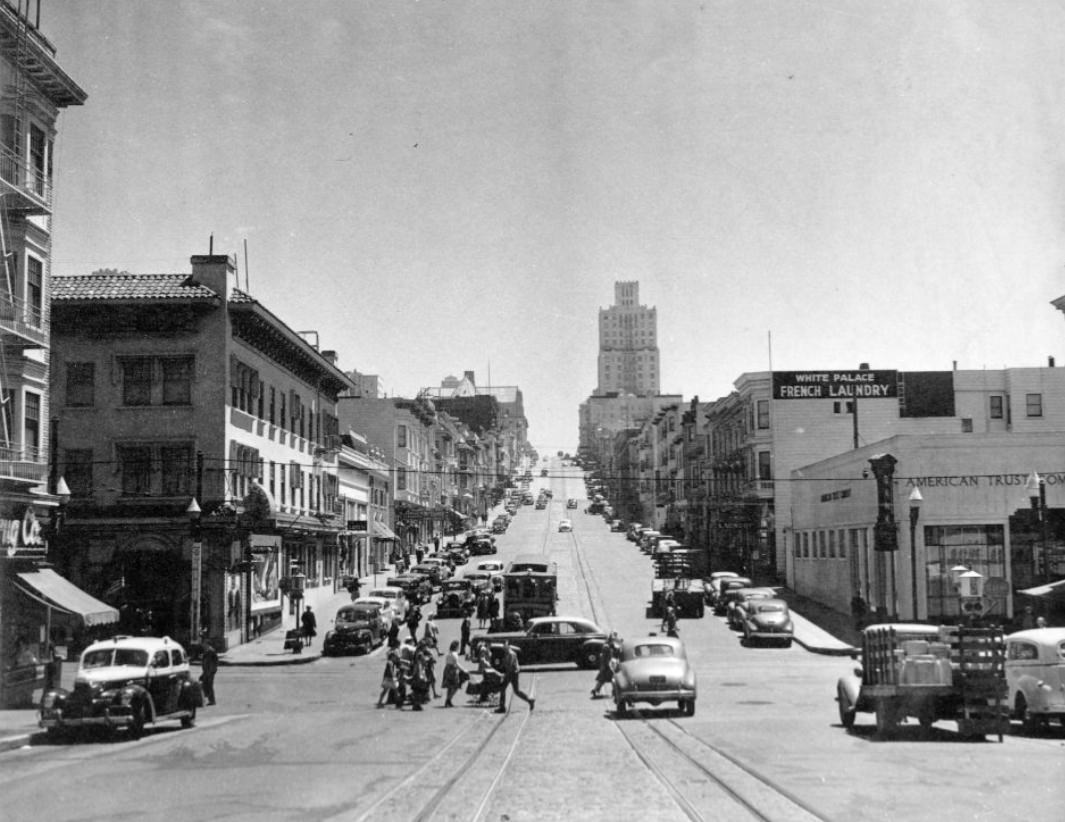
[14,569,119,627]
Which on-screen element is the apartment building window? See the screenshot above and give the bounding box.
[397,467,407,491]
[757,399,770,429]
[160,445,193,496]
[1026,393,1043,418]
[828,530,836,558]
[63,449,93,497]
[269,461,276,498]
[162,358,193,405]
[838,529,847,558]
[23,391,40,457]
[26,255,43,326]
[757,451,772,481]
[989,395,1003,419]
[269,386,276,425]
[122,358,152,406]
[289,392,302,436]
[280,392,286,431]
[29,123,47,195]
[117,445,152,496]
[122,356,194,406]
[819,531,827,559]
[279,463,286,505]
[397,424,407,448]
[961,418,973,433]
[833,400,854,414]
[66,362,95,407]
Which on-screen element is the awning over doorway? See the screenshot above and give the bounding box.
[14,569,120,627]
[1018,578,1065,598]
[373,521,398,541]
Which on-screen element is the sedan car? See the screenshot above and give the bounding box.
[351,596,396,631]
[613,635,697,717]
[39,636,202,740]
[567,498,579,509]
[741,598,794,647]
[366,586,409,621]
[323,603,385,655]
[1006,627,1065,732]
[558,518,573,532]
[727,588,777,630]
[436,578,477,618]
[468,616,608,669]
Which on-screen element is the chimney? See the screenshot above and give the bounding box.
[1050,356,1056,368]
[321,350,338,366]
[858,362,869,370]
[190,254,236,299]
[464,370,476,385]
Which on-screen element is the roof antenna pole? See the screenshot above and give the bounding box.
[244,238,250,292]
[209,234,214,255]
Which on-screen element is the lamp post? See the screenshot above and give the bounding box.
[187,498,202,642]
[1026,471,1049,581]
[908,487,923,621]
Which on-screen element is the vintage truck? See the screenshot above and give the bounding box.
[651,549,708,619]
[836,623,1009,740]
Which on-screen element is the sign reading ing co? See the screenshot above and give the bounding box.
[773,370,898,401]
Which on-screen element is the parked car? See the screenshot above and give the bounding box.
[710,576,753,614]
[413,559,452,587]
[567,498,579,509]
[558,518,573,533]
[638,530,662,552]
[351,596,396,631]
[39,636,202,740]
[613,634,697,717]
[725,587,776,628]
[740,598,794,647]
[323,603,385,655]
[610,519,625,532]
[468,616,608,669]
[436,578,477,618]
[1006,627,1065,732]
[726,587,776,629]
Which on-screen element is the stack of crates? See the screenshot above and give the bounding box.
[941,625,1009,741]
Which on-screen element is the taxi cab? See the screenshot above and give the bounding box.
[39,635,202,740]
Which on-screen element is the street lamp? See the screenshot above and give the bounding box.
[187,498,203,641]
[1026,471,1049,580]
[908,487,923,621]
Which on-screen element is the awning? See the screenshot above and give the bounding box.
[14,569,120,627]
[373,522,399,541]
[1018,578,1065,598]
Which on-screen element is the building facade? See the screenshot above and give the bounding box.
[0,1,91,707]
[50,255,354,652]
[596,281,660,396]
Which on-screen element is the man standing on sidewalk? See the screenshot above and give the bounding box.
[497,640,534,715]
[200,633,219,706]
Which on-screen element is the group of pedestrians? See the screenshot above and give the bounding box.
[376,637,440,710]
[475,590,501,629]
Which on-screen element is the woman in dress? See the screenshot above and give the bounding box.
[441,640,467,707]
[376,649,400,708]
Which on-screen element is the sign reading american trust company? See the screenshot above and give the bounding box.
[773,370,898,400]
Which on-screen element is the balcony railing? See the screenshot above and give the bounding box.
[0,445,47,484]
[0,146,52,212]
[0,290,49,348]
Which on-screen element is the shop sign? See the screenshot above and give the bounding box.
[1,506,46,558]
[905,472,1065,490]
[773,370,898,400]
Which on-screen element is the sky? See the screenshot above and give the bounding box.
[43,1,1065,454]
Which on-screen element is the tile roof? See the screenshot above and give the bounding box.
[51,273,220,302]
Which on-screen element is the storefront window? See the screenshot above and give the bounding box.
[924,524,1005,620]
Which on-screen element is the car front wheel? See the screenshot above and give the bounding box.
[129,703,146,739]
[181,707,196,728]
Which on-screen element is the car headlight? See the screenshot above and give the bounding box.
[41,692,59,709]
[118,689,136,706]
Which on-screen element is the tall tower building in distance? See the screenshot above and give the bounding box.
[596,281,660,396]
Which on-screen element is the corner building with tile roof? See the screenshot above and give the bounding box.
[50,255,355,652]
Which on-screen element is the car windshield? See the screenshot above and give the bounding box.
[83,648,149,668]
[633,644,675,658]
[756,603,786,613]
[369,590,396,599]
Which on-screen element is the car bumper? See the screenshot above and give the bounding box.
[40,706,136,730]
[616,688,694,706]
[747,628,793,640]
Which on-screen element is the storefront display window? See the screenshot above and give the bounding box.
[925,524,1005,620]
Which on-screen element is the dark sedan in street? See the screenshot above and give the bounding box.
[469,616,608,669]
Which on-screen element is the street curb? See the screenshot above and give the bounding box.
[795,638,859,657]
[0,733,32,752]
[218,653,320,667]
